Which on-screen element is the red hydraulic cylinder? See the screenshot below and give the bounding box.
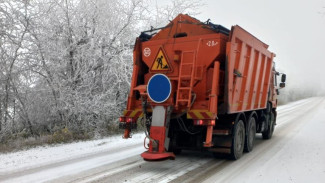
[204,61,220,147]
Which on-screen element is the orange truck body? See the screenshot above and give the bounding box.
[119,14,285,160]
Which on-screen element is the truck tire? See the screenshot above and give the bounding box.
[168,132,182,155]
[262,111,275,139]
[230,119,245,160]
[244,116,256,152]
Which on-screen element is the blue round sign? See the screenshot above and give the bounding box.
[147,74,172,103]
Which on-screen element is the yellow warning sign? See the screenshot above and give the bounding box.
[151,48,171,71]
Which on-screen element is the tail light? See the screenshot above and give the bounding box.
[126,117,135,123]
[193,119,215,126]
[119,117,136,123]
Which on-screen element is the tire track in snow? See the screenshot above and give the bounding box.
[70,160,145,183]
[90,151,213,183]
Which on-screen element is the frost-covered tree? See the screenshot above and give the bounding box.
[0,0,202,141]
[0,0,35,138]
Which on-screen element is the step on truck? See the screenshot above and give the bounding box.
[119,14,286,161]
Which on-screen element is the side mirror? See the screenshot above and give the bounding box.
[281,74,286,83]
[280,82,285,88]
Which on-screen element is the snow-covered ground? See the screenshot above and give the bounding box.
[0,97,325,183]
[0,133,145,173]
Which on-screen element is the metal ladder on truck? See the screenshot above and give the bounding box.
[176,50,197,109]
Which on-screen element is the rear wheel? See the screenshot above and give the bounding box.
[262,111,275,139]
[230,119,245,160]
[168,131,182,155]
[244,116,256,152]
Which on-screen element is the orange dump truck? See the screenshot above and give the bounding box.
[119,14,286,160]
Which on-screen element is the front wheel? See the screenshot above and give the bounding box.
[230,119,245,160]
[262,111,275,139]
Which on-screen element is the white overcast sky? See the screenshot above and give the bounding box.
[195,0,325,93]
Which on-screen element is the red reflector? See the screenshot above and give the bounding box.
[120,117,136,123]
[194,119,204,125]
[119,117,125,122]
[193,119,216,126]
[126,117,136,123]
[210,120,215,126]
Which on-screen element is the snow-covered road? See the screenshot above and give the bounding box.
[1,97,325,183]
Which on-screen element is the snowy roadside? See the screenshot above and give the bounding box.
[0,133,145,173]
